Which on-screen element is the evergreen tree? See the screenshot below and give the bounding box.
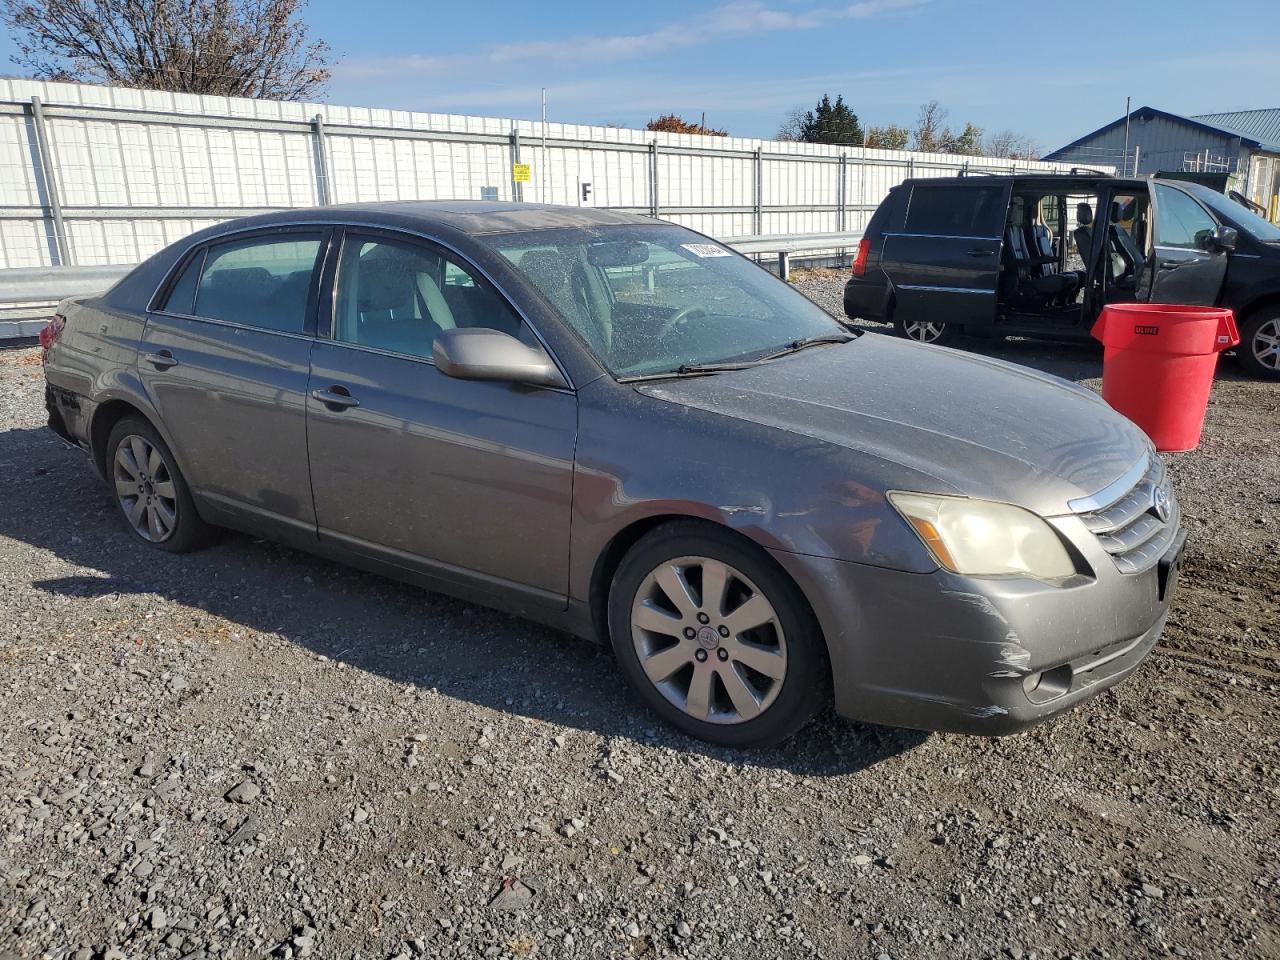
[797,95,862,145]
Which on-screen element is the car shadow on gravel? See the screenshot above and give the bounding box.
[2,424,927,778]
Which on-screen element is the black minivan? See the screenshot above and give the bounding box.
[843,172,1280,379]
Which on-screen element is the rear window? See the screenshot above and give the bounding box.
[905,184,1005,238]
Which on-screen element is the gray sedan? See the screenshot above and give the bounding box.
[41,202,1185,746]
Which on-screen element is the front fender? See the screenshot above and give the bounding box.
[568,380,939,602]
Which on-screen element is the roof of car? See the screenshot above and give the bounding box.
[897,173,1148,190]
[217,201,655,237]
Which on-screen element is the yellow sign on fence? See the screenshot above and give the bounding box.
[512,163,532,183]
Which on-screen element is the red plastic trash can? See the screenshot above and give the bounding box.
[1090,303,1239,452]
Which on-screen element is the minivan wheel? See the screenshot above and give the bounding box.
[893,313,961,347]
[1237,309,1280,380]
[607,522,828,748]
[106,417,212,552]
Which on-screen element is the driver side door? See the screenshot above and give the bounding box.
[305,228,578,608]
[1145,182,1230,304]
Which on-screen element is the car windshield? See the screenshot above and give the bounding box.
[1184,182,1280,243]
[489,223,843,377]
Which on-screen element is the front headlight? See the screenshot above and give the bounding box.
[888,492,1076,580]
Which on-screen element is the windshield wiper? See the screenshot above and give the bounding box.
[753,331,857,362]
[616,363,750,383]
[616,332,857,383]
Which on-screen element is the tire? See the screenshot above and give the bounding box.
[892,309,962,347]
[106,416,213,553]
[607,521,829,748]
[1236,308,1280,380]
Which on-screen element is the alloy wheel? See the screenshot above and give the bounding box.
[630,556,787,725]
[903,319,946,343]
[113,434,179,542]
[1252,317,1280,372]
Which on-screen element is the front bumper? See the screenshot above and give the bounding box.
[770,527,1183,735]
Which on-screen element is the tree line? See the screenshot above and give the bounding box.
[649,97,1040,160]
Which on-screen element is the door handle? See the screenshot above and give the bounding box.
[966,248,992,257]
[311,386,360,410]
[1159,259,1184,269]
[142,350,178,370]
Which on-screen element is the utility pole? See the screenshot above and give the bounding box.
[1122,96,1132,177]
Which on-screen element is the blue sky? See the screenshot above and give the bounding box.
[5,0,1280,151]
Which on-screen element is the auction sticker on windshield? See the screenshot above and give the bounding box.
[681,243,731,258]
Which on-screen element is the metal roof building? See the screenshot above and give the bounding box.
[1046,105,1280,221]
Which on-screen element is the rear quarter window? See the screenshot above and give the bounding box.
[905,184,1005,238]
[160,251,203,315]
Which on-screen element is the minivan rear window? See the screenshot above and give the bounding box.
[905,184,1005,238]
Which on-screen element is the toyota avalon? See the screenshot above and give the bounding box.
[42,202,1185,746]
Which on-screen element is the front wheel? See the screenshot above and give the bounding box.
[893,312,961,347]
[1237,309,1280,380]
[607,522,828,747]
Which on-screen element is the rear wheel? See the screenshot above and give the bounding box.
[1237,308,1280,380]
[106,417,212,552]
[893,311,961,347]
[607,522,828,747]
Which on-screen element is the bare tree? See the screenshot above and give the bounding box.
[984,128,1041,160]
[1,0,332,100]
[775,105,808,142]
[911,99,948,153]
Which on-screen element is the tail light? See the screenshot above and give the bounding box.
[39,313,66,364]
[851,237,871,277]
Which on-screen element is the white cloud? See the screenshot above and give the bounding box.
[337,0,925,79]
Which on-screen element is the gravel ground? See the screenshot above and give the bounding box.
[1,278,1278,960]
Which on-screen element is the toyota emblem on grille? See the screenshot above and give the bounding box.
[1152,486,1171,523]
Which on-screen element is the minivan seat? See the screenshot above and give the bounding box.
[1004,210,1076,300]
[1073,203,1094,264]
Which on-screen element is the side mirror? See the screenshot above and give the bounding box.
[1212,225,1238,252]
[433,327,566,388]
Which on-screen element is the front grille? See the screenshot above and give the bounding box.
[1075,455,1179,574]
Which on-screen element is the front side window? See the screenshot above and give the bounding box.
[333,234,525,360]
[178,234,323,333]
[905,185,1005,238]
[1154,184,1218,250]
[490,224,843,377]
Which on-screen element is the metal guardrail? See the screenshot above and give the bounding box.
[725,231,863,279]
[0,264,131,338]
[0,230,863,339]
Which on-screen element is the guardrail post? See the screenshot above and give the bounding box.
[777,250,790,282]
[649,141,659,218]
[838,153,847,232]
[311,114,331,205]
[510,127,524,202]
[28,96,72,266]
[753,147,763,235]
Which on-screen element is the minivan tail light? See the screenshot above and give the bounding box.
[851,237,871,277]
[39,313,66,363]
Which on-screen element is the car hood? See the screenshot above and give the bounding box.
[636,335,1149,517]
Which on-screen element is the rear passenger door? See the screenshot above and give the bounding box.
[140,227,329,541]
[305,229,576,607]
[880,181,1010,331]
